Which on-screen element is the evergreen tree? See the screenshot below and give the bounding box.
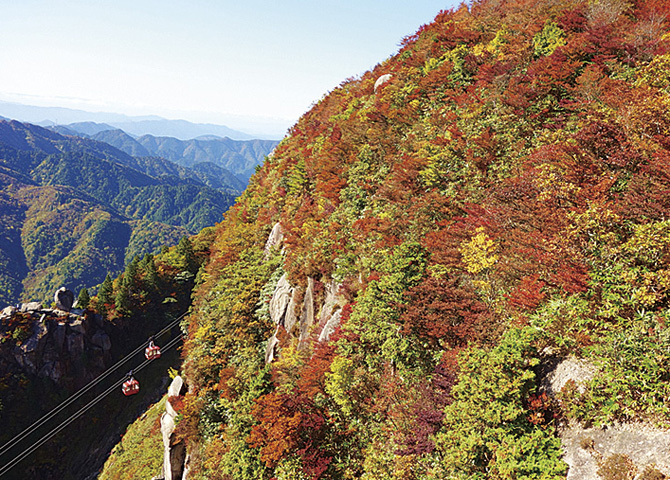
[115,273,131,317]
[96,274,114,316]
[176,236,197,274]
[77,288,91,309]
[139,253,160,300]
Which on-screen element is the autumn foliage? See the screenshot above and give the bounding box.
[171,0,670,478]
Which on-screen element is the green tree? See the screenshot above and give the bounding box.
[77,288,91,309]
[434,327,567,479]
[176,236,197,274]
[96,273,114,316]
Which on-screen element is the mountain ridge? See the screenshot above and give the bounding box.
[0,119,239,303]
[0,101,280,140]
[100,0,670,478]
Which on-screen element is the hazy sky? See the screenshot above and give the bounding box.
[0,1,461,136]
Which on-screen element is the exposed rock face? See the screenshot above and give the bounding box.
[54,287,75,312]
[543,356,596,395]
[561,423,670,479]
[265,273,298,364]
[543,357,670,478]
[298,278,315,345]
[0,307,111,386]
[161,376,187,480]
[374,74,392,93]
[317,280,343,342]
[266,273,345,360]
[0,306,17,318]
[269,274,293,327]
[264,222,284,256]
[318,310,342,343]
[19,302,42,313]
[265,326,280,364]
[263,216,345,359]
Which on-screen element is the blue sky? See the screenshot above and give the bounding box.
[0,1,461,136]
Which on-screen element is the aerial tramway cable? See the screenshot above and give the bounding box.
[0,312,187,461]
[0,333,184,478]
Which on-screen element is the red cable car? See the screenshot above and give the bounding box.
[122,376,140,396]
[145,340,161,360]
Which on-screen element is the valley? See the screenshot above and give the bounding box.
[0,119,277,305]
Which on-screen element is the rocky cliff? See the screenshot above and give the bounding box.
[103,0,670,478]
[0,298,181,480]
[0,303,112,387]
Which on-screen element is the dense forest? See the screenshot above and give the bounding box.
[0,229,209,479]
[0,120,273,304]
[94,0,670,477]
[90,129,278,183]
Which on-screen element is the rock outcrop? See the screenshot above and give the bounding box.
[54,287,75,312]
[317,279,343,343]
[561,423,670,479]
[0,304,111,386]
[374,73,392,93]
[543,357,670,478]
[160,376,188,480]
[268,273,294,329]
[263,226,345,361]
[264,222,284,256]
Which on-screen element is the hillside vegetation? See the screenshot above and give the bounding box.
[104,0,670,478]
[0,120,240,304]
[91,129,278,182]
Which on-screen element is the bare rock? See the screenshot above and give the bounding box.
[298,277,315,345]
[161,376,187,480]
[265,326,280,364]
[544,356,596,396]
[20,320,48,355]
[52,322,67,352]
[318,280,343,342]
[320,280,342,323]
[264,222,284,256]
[39,361,66,383]
[19,302,42,313]
[318,309,342,343]
[561,423,670,479]
[269,274,293,326]
[285,290,299,335]
[1,306,17,318]
[66,332,85,355]
[374,74,392,93]
[68,319,87,335]
[14,321,49,373]
[91,331,112,352]
[54,287,74,312]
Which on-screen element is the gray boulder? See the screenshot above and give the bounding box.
[54,287,75,312]
[0,306,17,319]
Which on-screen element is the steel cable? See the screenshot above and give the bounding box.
[0,333,183,477]
[0,311,187,459]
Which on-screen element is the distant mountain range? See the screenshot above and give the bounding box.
[0,101,284,140]
[0,119,276,305]
[72,126,276,182]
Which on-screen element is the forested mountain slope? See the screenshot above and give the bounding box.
[105,0,670,478]
[0,120,236,304]
[90,129,247,193]
[93,131,278,182]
